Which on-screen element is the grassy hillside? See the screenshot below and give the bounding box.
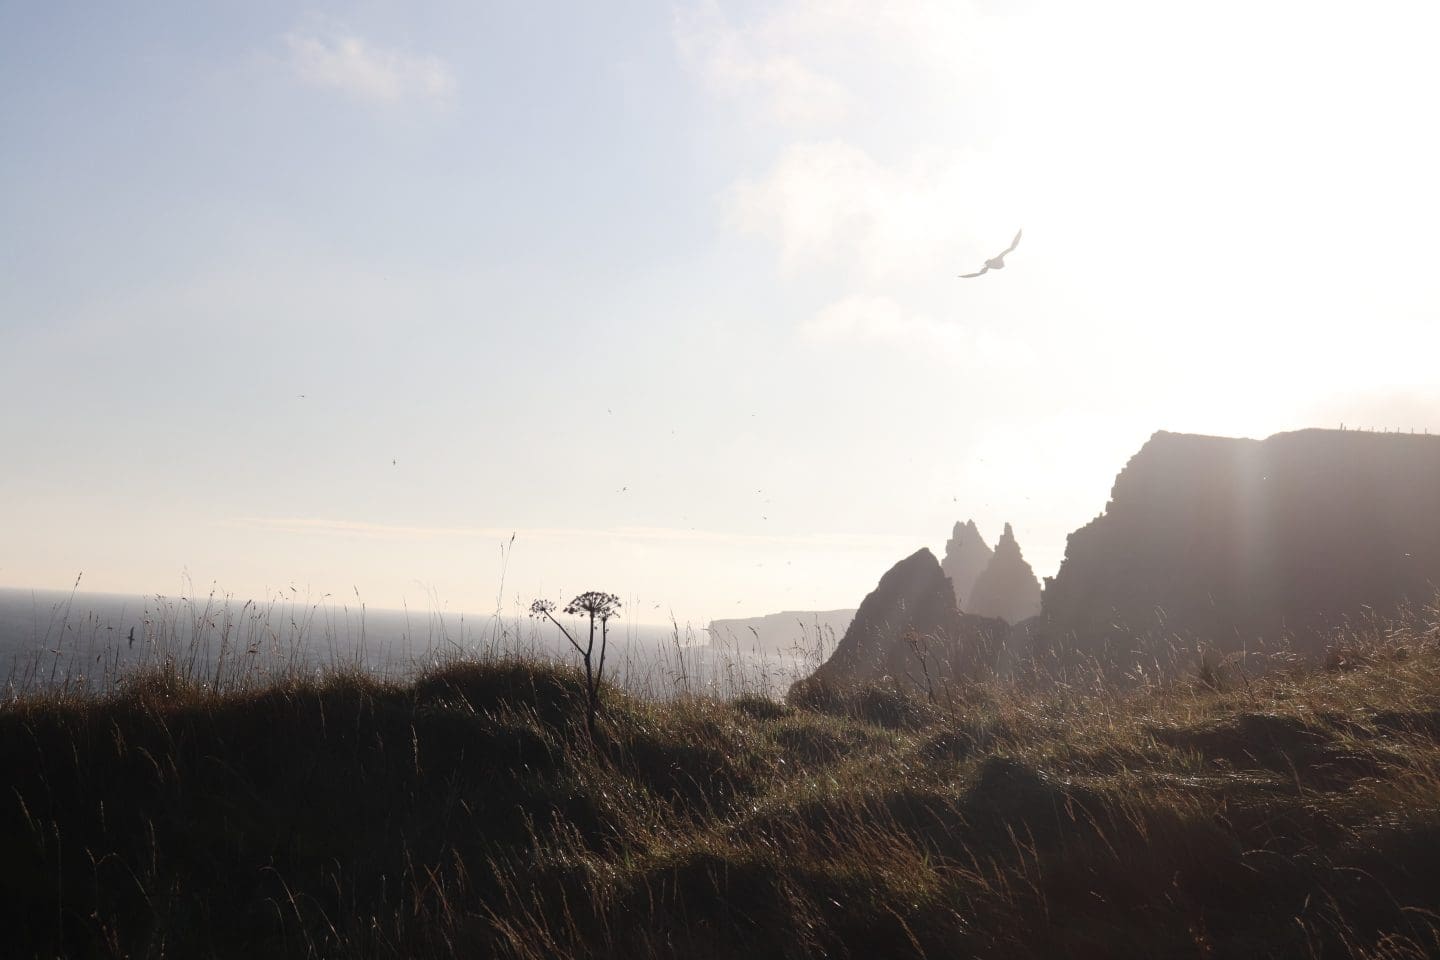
[3,604,1440,959]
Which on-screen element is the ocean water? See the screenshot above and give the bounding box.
[0,588,822,700]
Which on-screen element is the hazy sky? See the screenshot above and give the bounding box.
[4,1,1439,625]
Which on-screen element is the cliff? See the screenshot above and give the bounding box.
[801,548,1009,691]
[966,523,1043,624]
[940,519,993,610]
[1040,428,1440,668]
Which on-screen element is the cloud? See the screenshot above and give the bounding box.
[692,0,1440,406]
[676,0,1001,128]
[801,295,1033,368]
[674,4,851,126]
[728,140,1012,284]
[754,0,1004,95]
[284,31,455,105]
[801,295,916,343]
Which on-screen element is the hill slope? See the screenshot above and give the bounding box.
[4,600,1440,958]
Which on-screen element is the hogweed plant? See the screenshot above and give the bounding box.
[529,591,621,738]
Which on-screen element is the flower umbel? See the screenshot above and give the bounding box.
[565,592,621,622]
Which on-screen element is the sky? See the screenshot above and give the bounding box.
[3,0,1440,626]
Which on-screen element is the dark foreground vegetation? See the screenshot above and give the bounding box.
[4,605,1440,959]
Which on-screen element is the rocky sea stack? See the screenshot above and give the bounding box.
[966,522,1042,625]
[940,519,993,611]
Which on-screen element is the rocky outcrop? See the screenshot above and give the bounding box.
[800,548,1009,692]
[941,520,993,610]
[707,609,855,655]
[967,523,1043,625]
[1039,429,1440,670]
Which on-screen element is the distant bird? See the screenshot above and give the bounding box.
[127,626,136,648]
[959,229,1023,278]
[392,459,397,466]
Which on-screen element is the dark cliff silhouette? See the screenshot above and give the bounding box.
[940,519,993,611]
[966,522,1043,624]
[799,548,1008,692]
[1038,428,1440,671]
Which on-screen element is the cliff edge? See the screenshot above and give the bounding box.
[1039,428,1440,668]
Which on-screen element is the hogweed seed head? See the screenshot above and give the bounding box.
[565,591,621,622]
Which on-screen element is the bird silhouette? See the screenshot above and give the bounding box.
[959,229,1023,278]
[127,626,136,648]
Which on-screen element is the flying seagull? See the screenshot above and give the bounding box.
[959,229,1023,278]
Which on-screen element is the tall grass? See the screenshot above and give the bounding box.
[2,586,830,705]
[1,594,1437,958]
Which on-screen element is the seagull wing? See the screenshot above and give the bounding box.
[958,265,990,279]
[998,228,1023,257]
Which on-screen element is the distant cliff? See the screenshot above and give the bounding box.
[1039,429,1440,668]
[707,609,855,656]
[940,520,993,610]
[801,548,1009,692]
[967,522,1042,624]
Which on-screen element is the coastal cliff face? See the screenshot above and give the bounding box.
[803,548,1009,691]
[940,520,993,610]
[1040,429,1440,667]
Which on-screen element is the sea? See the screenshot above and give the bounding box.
[0,587,823,701]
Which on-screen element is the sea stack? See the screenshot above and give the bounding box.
[967,523,1043,625]
[941,519,993,611]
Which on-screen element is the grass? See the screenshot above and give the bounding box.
[2,600,1440,958]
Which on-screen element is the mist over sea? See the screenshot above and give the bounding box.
[0,588,820,700]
